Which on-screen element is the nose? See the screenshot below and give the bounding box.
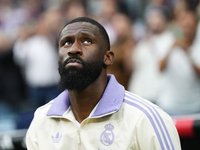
[68,41,82,56]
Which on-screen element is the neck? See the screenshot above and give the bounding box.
[68,73,108,123]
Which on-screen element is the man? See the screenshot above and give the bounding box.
[26,17,181,150]
[158,10,200,115]
[13,8,62,107]
[128,5,175,104]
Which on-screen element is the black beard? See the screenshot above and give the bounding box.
[58,55,104,91]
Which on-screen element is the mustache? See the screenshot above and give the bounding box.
[62,55,85,67]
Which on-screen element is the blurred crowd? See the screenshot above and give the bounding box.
[0,0,200,131]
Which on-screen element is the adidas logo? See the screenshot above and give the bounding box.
[51,132,62,143]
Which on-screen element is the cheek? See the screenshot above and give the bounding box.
[87,48,104,61]
[58,48,69,63]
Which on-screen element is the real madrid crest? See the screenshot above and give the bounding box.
[100,124,115,146]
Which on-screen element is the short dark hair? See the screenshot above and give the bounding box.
[185,0,199,11]
[145,5,172,22]
[60,17,110,50]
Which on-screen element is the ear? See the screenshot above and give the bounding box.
[104,51,114,66]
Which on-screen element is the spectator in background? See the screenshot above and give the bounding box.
[61,0,88,23]
[13,8,63,108]
[107,13,135,90]
[0,0,41,131]
[96,0,120,45]
[157,6,200,115]
[0,32,26,131]
[128,5,175,104]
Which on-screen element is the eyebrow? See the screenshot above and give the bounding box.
[59,36,69,43]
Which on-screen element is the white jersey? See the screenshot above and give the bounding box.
[26,75,181,150]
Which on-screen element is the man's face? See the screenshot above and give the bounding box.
[58,22,106,91]
[147,10,166,34]
[179,11,198,40]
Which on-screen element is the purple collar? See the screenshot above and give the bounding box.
[47,74,125,117]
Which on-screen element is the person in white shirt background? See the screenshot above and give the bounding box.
[128,4,175,104]
[157,0,200,115]
[13,8,62,108]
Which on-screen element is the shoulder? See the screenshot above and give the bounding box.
[123,90,174,124]
[123,90,159,111]
[122,90,181,150]
[33,100,54,121]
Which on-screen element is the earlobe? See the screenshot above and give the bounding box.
[104,51,114,66]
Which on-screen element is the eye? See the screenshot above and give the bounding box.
[60,39,72,47]
[83,39,92,44]
[64,40,73,46]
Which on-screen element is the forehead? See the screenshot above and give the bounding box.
[60,22,100,39]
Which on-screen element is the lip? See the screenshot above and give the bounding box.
[65,58,82,67]
[67,58,82,64]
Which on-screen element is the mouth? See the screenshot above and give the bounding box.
[65,58,82,68]
[67,58,82,64]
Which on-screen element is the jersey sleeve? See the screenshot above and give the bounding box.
[134,107,181,150]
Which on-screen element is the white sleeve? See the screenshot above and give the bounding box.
[134,108,181,150]
[13,40,28,66]
[191,43,200,67]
